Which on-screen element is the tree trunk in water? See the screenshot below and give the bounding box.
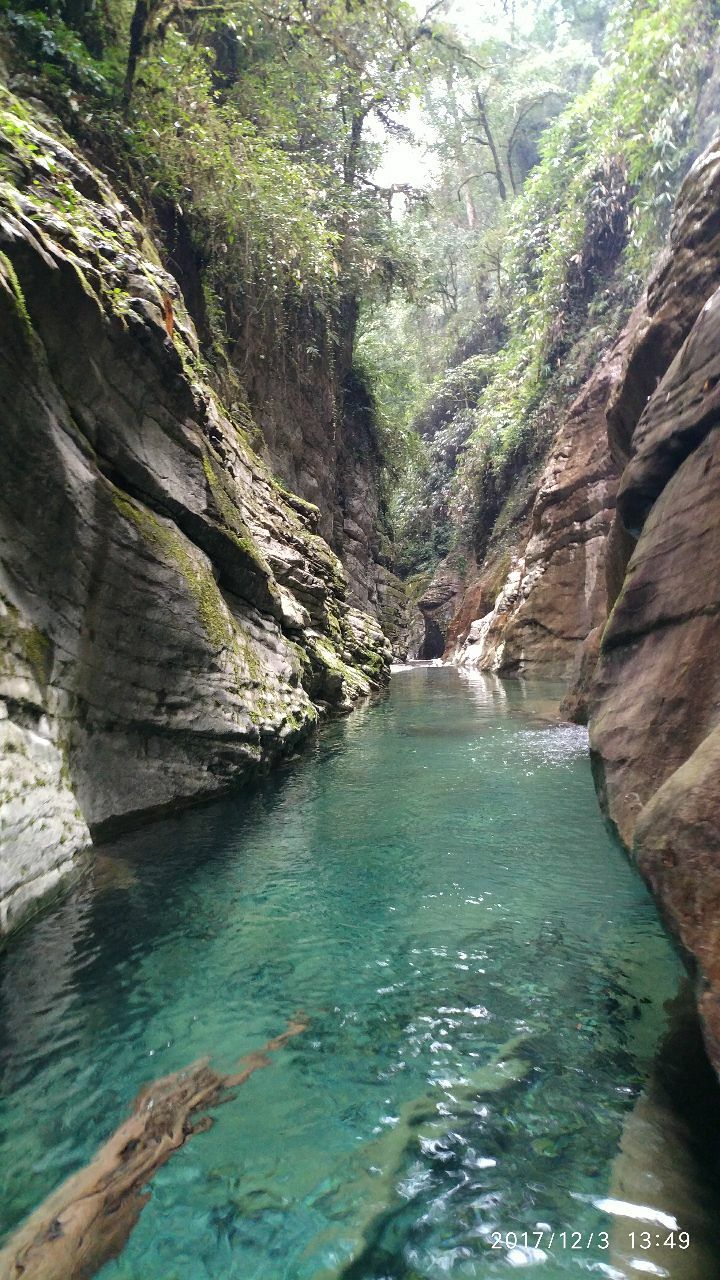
[0,1017,308,1280]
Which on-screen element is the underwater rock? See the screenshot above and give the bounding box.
[608,986,720,1279]
[314,1032,533,1279]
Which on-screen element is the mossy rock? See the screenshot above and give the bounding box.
[111,486,233,651]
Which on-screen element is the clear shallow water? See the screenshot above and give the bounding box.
[0,667,698,1278]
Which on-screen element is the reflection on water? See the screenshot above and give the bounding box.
[0,667,718,1279]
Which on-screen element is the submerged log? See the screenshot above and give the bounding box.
[316,1031,533,1279]
[0,1016,308,1280]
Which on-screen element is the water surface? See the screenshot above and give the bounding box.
[0,668,701,1277]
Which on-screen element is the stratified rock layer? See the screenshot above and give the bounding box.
[448,337,623,682]
[0,88,390,932]
[228,261,403,631]
[588,137,720,1070]
[415,561,464,659]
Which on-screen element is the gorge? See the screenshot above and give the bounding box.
[2,0,720,1276]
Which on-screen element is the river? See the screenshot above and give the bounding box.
[0,667,716,1278]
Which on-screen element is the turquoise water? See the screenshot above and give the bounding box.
[0,668,695,1278]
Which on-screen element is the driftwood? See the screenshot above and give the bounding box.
[0,1016,308,1280]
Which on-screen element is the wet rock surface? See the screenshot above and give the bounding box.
[588,136,720,1071]
[0,89,390,931]
[414,561,464,659]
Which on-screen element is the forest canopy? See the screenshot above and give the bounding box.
[2,0,717,571]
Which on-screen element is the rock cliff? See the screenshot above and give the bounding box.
[445,345,621,683]
[434,127,720,1073]
[0,85,390,933]
[220,290,403,631]
[447,129,720,1072]
[587,138,720,1070]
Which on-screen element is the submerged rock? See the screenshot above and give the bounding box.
[608,985,720,1279]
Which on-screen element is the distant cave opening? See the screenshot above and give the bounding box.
[418,617,446,660]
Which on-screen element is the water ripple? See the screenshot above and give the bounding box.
[0,670,695,1277]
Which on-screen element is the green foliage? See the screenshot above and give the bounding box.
[384,0,716,565]
[361,0,715,577]
[119,0,441,306]
[2,0,717,583]
[345,2,607,564]
[355,301,426,471]
[414,353,496,436]
[460,0,713,497]
[506,0,711,358]
[128,29,341,293]
[5,7,110,91]
[354,300,464,572]
[2,0,441,311]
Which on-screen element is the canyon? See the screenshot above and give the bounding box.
[3,57,720,1092]
[428,133,720,1075]
[2,3,720,1276]
[0,0,719,1108]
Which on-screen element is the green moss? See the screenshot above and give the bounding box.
[0,89,31,122]
[201,453,274,581]
[110,485,292,690]
[23,626,50,681]
[308,632,368,693]
[0,605,51,683]
[111,488,231,650]
[234,403,257,445]
[303,532,347,604]
[324,606,344,646]
[287,638,313,683]
[403,570,432,606]
[485,548,512,603]
[0,108,50,168]
[0,250,33,339]
[230,620,264,684]
[272,477,321,522]
[360,649,385,677]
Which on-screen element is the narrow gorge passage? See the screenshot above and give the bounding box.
[4,0,720,1275]
[1,668,716,1280]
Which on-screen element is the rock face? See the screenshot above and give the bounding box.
[334,369,410,646]
[447,337,623,681]
[414,561,464,659]
[437,131,720,1075]
[225,267,401,629]
[0,89,390,933]
[588,137,720,1070]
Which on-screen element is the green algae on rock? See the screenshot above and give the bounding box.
[0,86,391,931]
